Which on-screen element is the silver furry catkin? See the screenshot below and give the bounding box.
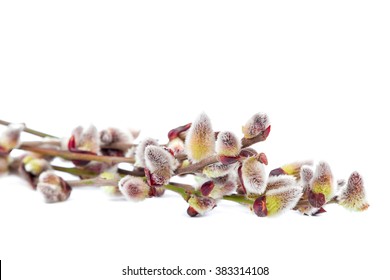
[118,176,150,202]
[144,146,177,186]
[337,172,369,211]
[242,112,270,139]
[135,137,158,168]
[37,171,72,203]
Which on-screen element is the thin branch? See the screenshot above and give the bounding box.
[174,155,218,175]
[67,177,119,187]
[52,165,98,177]
[0,119,59,139]
[18,145,135,165]
[222,194,253,205]
[21,140,62,147]
[117,167,145,177]
[101,143,137,150]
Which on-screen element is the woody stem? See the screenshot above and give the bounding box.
[52,165,98,177]
[17,144,135,164]
[67,177,119,187]
[0,119,59,139]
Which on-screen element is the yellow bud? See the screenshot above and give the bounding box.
[310,161,334,201]
[185,113,215,163]
[266,186,302,216]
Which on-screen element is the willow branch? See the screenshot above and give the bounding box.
[21,140,62,147]
[52,165,98,177]
[67,177,119,187]
[0,119,59,139]
[17,145,135,164]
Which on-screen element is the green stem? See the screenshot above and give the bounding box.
[18,144,135,164]
[164,183,193,200]
[222,194,253,205]
[0,119,59,139]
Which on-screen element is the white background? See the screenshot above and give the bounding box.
[1,1,389,279]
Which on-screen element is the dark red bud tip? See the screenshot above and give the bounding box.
[214,131,220,140]
[313,207,327,216]
[168,123,192,141]
[148,186,157,197]
[67,135,76,150]
[253,196,268,217]
[269,167,286,177]
[218,155,239,165]
[144,168,153,187]
[145,168,163,187]
[148,186,164,197]
[262,125,271,140]
[258,153,268,165]
[239,148,258,158]
[187,206,199,217]
[163,147,175,157]
[308,191,326,208]
[237,165,247,194]
[200,181,215,196]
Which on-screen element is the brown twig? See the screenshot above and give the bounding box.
[0,119,58,139]
[17,144,135,165]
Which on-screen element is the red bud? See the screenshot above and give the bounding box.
[239,148,258,158]
[262,125,271,140]
[68,135,76,150]
[313,207,327,216]
[269,167,286,177]
[200,181,215,196]
[253,195,268,217]
[308,191,326,208]
[148,185,157,197]
[67,135,98,166]
[187,206,199,217]
[237,164,247,194]
[218,155,239,165]
[258,153,268,165]
[168,123,191,141]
